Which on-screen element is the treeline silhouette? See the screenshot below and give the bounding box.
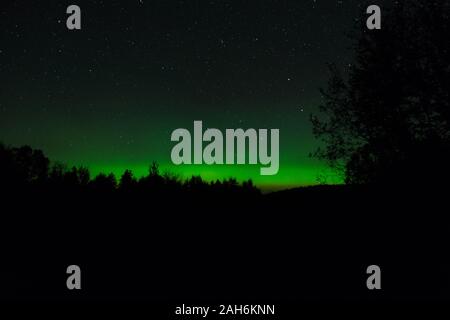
[0,142,260,197]
[1,141,450,303]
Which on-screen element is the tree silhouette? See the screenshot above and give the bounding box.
[311,0,450,184]
[90,173,117,192]
[119,169,136,191]
[0,143,49,187]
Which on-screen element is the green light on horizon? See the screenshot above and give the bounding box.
[85,162,343,191]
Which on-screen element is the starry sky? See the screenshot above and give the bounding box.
[0,0,370,190]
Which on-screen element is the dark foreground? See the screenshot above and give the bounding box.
[1,184,449,316]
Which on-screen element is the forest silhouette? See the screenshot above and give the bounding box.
[0,143,260,198]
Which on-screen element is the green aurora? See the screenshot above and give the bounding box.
[0,1,358,191]
[1,99,342,191]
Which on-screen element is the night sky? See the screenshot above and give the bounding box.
[0,1,370,190]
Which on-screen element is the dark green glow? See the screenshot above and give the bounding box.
[0,2,356,190]
[1,99,342,190]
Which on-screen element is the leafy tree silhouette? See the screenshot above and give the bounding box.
[62,166,90,190]
[90,173,117,192]
[139,161,165,191]
[0,143,49,188]
[119,169,137,192]
[311,0,450,185]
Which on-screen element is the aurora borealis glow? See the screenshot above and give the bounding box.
[0,1,368,190]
